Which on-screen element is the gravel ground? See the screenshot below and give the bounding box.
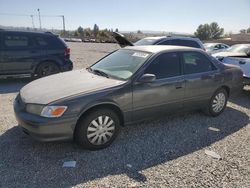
[0,42,249,188]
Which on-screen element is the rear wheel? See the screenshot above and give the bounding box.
[75,109,121,150]
[205,88,228,117]
[36,62,60,78]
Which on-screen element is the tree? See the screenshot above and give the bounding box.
[194,22,224,40]
[77,26,84,38]
[240,29,246,34]
[137,30,142,34]
[247,27,250,33]
[209,22,224,39]
[115,28,119,32]
[93,24,99,37]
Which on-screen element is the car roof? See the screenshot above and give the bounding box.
[0,29,56,35]
[124,45,200,53]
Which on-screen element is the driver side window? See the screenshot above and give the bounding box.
[145,52,181,79]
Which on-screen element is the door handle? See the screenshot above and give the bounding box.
[175,82,183,89]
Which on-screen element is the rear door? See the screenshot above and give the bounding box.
[132,52,185,121]
[1,32,38,74]
[181,51,222,108]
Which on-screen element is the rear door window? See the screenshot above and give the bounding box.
[3,34,32,49]
[182,52,216,74]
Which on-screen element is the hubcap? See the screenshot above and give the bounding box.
[87,115,115,145]
[212,92,226,113]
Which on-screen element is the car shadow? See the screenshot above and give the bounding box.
[0,78,33,94]
[0,106,248,187]
[229,86,250,109]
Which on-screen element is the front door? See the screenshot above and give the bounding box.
[132,52,185,121]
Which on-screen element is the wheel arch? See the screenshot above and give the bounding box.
[220,85,230,96]
[75,102,125,132]
[33,59,61,75]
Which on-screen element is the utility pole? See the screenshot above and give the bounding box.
[37,9,42,30]
[30,15,35,29]
[61,15,65,36]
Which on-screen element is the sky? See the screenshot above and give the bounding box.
[0,0,249,34]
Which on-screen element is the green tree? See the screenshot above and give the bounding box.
[137,30,142,34]
[93,24,99,37]
[84,28,92,38]
[115,28,119,32]
[194,22,224,40]
[240,29,246,34]
[247,27,250,33]
[77,26,84,36]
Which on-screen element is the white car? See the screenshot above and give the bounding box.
[204,43,229,54]
[213,44,250,86]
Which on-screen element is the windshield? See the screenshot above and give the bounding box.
[227,44,250,53]
[134,38,159,45]
[91,49,151,80]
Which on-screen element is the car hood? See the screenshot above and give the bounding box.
[112,32,134,48]
[20,70,125,104]
[212,51,247,57]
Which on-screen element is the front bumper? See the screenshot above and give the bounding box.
[14,96,77,142]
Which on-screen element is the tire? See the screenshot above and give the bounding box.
[36,62,60,78]
[205,88,228,117]
[74,109,121,150]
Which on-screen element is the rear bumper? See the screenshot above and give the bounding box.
[61,59,73,72]
[14,97,77,142]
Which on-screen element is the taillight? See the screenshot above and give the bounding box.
[64,47,70,58]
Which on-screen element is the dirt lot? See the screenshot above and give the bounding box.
[0,42,250,188]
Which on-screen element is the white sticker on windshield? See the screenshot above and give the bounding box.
[132,52,149,58]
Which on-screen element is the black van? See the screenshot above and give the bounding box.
[0,30,73,78]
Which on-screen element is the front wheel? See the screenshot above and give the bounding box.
[74,109,121,150]
[205,88,228,117]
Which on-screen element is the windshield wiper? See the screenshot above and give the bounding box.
[87,67,109,78]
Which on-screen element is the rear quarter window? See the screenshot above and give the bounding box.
[38,34,66,49]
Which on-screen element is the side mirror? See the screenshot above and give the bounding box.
[214,47,219,50]
[138,74,156,83]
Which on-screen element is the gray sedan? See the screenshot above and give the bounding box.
[14,45,243,150]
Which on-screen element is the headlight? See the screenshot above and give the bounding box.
[26,104,44,116]
[41,106,68,118]
[26,104,67,118]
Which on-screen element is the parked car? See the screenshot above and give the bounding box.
[212,44,250,86]
[14,45,243,150]
[204,43,230,54]
[0,30,73,78]
[113,32,205,50]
